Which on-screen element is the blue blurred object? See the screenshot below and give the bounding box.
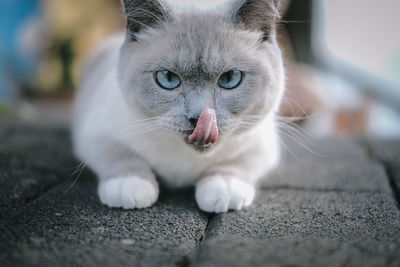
[0,0,42,101]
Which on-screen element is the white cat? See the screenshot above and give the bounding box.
[72,0,285,213]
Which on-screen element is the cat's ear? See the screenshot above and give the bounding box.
[121,0,170,41]
[231,0,281,42]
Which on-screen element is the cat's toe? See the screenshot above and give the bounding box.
[195,177,230,213]
[195,176,255,213]
[98,176,159,209]
[227,178,255,210]
[120,176,159,209]
[98,178,122,207]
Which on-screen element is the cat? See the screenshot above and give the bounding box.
[72,0,285,213]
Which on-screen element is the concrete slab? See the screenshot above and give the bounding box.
[2,120,400,267]
[263,159,391,193]
[365,139,400,195]
[192,238,400,267]
[204,189,400,242]
[1,175,208,267]
[193,189,400,266]
[0,120,76,172]
[280,136,367,162]
[0,121,77,223]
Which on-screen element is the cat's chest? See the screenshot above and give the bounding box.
[128,134,214,187]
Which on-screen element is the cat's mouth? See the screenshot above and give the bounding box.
[185,108,219,150]
[184,139,214,152]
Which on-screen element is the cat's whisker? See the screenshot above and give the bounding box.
[281,95,310,119]
[64,161,87,193]
[238,116,318,155]
[116,123,160,137]
[276,122,310,140]
[278,128,311,151]
[112,121,165,142]
[276,127,325,158]
[123,116,163,125]
[284,127,315,150]
[66,161,86,180]
[277,137,300,162]
[119,117,164,130]
[275,115,309,123]
[113,127,161,142]
[275,121,315,146]
[276,121,313,143]
[275,116,323,156]
[120,123,161,135]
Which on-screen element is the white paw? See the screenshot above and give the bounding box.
[98,176,159,209]
[195,176,255,213]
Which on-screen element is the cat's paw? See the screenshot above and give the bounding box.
[195,176,255,213]
[98,176,159,209]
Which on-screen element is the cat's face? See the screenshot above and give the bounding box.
[118,0,284,150]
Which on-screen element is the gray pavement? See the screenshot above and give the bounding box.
[1,119,399,266]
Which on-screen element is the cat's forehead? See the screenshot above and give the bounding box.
[166,0,232,11]
[161,14,262,78]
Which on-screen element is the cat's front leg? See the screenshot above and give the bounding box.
[195,143,278,213]
[98,175,158,209]
[78,139,159,209]
[195,175,255,213]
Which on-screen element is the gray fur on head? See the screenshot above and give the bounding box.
[232,0,281,41]
[118,0,285,141]
[122,0,280,42]
[122,0,170,41]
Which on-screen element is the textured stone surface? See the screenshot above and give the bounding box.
[263,160,391,193]
[280,136,367,162]
[0,120,76,172]
[193,239,400,267]
[365,139,400,197]
[1,120,400,267]
[0,120,77,223]
[193,190,400,266]
[1,175,208,267]
[0,120,207,267]
[204,190,400,242]
[365,139,400,164]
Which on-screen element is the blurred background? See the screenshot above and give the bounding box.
[0,0,399,138]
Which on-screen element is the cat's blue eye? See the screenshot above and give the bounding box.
[217,70,243,89]
[155,70,181,90]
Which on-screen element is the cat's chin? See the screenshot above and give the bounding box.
[189,143,214,153]
[183,136,216,153]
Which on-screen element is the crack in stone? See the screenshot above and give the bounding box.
[198,213,215,243]
[359,141,400,210]
[381,164,400,210]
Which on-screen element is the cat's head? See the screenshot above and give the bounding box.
[118,0,285,151]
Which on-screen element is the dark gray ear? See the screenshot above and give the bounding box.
[232,0,281,41]
[122,0,170,40]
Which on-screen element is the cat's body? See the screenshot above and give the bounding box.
[72,0,285,213]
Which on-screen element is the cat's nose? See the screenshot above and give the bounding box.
[189,118,198,128]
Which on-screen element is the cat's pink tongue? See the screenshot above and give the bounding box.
[188,108,219,146]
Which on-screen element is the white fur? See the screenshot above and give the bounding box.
[98,176,159,209]
[72,34,282,211]
[73,0,284,213]
[195,176,255,212]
